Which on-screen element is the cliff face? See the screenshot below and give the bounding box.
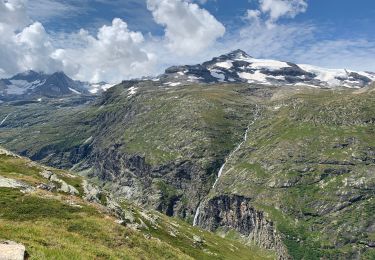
[84,146,213,219]
[196,195,290,259]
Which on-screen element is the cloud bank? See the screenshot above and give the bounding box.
[0,0,374,83]
[0,0,226,82]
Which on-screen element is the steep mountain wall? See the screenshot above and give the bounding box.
[196,195,290,259]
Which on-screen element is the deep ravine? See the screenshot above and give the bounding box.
[193,105,260,226]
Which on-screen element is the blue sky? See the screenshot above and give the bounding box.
[33,0,375,39]
[0,0,374,82]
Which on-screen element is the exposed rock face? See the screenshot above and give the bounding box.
[85,148,212,219]
[82,180,102,203]
[196,195,290,260]
[0,148,21,158]
[0,176,34,193]
[0,241,26,260]
[39,170,79,195]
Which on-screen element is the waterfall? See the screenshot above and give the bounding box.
[0,114,10,126]
[193,204,200,226]
[193,105,260,226]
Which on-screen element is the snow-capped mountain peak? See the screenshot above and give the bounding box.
[0,71,114,101]
[156,50,374,88]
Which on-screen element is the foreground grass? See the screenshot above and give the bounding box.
[0,151,273,259]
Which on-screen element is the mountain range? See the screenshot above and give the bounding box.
[0,70,112,101]
[157,50,375,88]
[1,50,374,102]
[0,50,374,259]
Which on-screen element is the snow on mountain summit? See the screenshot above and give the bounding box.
[0,71,114,100]
[157,50,374,88]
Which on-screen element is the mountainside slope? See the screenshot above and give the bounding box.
[195,88,375,259]
[0,148,272,259]
[0,55,374,259]
[0,81,262,221]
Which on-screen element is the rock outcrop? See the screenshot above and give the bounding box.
[195,195,290,259]
[40,170,79,195]
[0,176,34,193]
[0,241,26,260]
[85,148,212,219]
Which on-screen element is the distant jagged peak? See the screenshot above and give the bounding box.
[10,70,46,82]
[220,49,252,60]
[0,70,115,99]
[17,70,40,76]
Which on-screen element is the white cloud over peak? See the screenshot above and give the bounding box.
[15,22,60,72]
[237,0,375,72]
[232,0,312,61]
[147,0,225,55]
[247,0,307,27]
[53,18,156,83]
[0,1,61,76]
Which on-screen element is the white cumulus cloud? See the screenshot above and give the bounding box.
[0,0,226,82]
[0,0,62,77]
[147,0,225,55]
[53,18,156,83]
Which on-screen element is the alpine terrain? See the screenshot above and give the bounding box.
[0,50,374,260]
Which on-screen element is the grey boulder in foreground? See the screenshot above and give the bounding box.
[0,241,26,260]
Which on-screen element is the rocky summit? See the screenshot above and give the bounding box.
[0,71,112,101]
[0,50,374,260]
[156,50,375,88]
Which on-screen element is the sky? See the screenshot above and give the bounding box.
[0,0,374,83]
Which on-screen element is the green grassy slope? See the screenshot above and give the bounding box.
[0,82,263,219]
[0,149,273,259]
[1,83,374,259]
[213,88,375,259]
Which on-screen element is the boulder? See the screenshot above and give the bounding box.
[0,177,34,193]
[58,181,79,195]
[40,170,79,195]
[193,235,204,245]
[0,241,25,260]
[82,180,102,203]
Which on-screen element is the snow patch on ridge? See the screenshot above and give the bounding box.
[238,71,269,84]
[298,64,347,86]
[69,88,81,94]
[210,69,225,81]
[164,82,181,87]
[88,83,114,94]
[215,61,233,69]
[127,86,138,97]
[236,57,290,70]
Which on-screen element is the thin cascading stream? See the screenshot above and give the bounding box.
[0,114,10,126]
[193,105,260,226]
